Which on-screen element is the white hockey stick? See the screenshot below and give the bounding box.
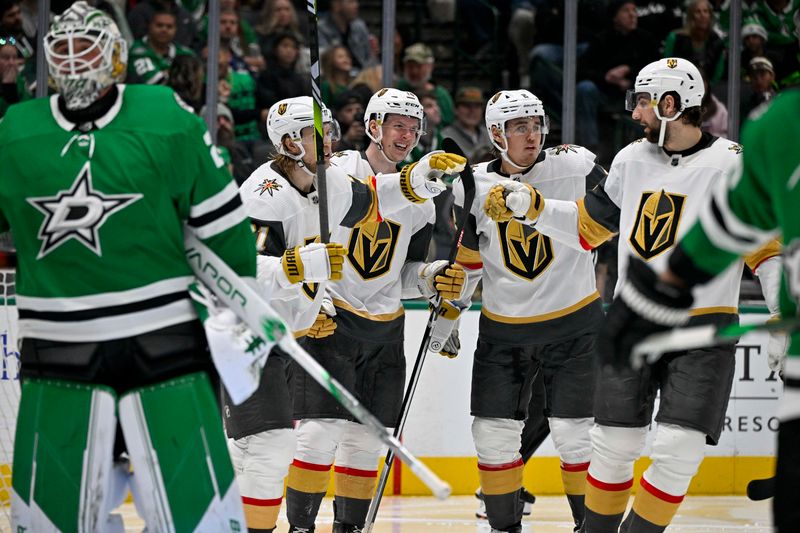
[184,230,451,500]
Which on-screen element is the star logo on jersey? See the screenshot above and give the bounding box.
[256,178,282,197]
[497,220,554,281]
[347,219,401,280]
[629,190,686,261]
[552,144,578,155]
[27,162,142,259]
[728,143,743,155]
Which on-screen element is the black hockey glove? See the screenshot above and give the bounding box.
[597,258,694,370]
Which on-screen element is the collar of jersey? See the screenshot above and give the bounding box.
[269,160,317,198]
[50,84,126,132]
[487,150,545,178]
[143,35,177,59]
[662,131,717,159]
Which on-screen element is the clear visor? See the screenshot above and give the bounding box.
[301,120,341,143]
[45,31,111,77]
[381,114,427,143]
[504,115,550,137]
[625,90,655,112]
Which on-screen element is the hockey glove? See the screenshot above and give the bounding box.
[766,315,787,380]
[308,297,337,339]
[484,180,544,223]
[402,151,466,200]
[419,260,466,301]
[428,301,462,358]
[597,258,693,370]
[282,242,346,284]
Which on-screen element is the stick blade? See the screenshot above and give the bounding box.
[746,476,775,501]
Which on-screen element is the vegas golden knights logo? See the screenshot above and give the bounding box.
[302,236,319,300]
[629,190,686,260]
[277,103,288,115]
[666,58,678,69]
[497,220,553,281]
[347,220,401,280]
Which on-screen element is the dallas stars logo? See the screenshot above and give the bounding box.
[256,178,282,197]
[27,162,142,259]
[552,144,578,155]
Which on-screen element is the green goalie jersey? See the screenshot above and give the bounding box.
[0,84,256,343]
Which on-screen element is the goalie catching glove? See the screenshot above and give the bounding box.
[597,258,693,370]
[401,151,466,201]
[427,301,463,358]
[484,180,544,223]
[419,260,466,301]
[282,242,345,285]
[308,297,337,339]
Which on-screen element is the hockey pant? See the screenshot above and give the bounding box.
[12,374,245,533]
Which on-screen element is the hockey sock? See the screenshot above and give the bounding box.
[241,496,282,532]
[561,461,589,527]
[285,459,331,528]
[332,465,378,527]
[775,417,800,532]
[478,459,525,531]
[627,477,683,531]
[584,473,633,532]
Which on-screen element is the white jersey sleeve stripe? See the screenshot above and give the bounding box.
[190,181,241,219]
[191,204,248,240]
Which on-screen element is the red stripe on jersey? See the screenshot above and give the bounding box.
[334,465,378,477]
[242,496,283,506]
[579,234,594,251]
[586,473,634,492]
[292,459,332,471]
[561,461,591,472]
[477,458,524,471]
[640,477,685,504]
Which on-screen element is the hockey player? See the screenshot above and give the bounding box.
[2,2,254,531]
[598,89,799,532]
[285,88,467,533]
[484,59,782,533]
[452,89,604,533]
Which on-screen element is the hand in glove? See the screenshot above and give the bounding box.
[419,260,466,301]
[766,315,787,379]
[282,242,346,284]
[484,180,544,223]
[401,151,466,201]
[428,301,462,358]
[597,258,693,370]
[308,297,337,339]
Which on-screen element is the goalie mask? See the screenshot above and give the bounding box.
[625,57,704,147]
[364,88,426,162]
[45,1,128,110]
[266,96,340,176]
[485,89,550,169]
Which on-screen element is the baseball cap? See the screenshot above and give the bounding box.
[403,43,434,64]
[742,21,768,41]
[455,86,484,105]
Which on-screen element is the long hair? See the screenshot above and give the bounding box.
[256,0,300,36]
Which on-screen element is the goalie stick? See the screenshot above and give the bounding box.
[747,476,775,501]
[364,137,476,532]
[183,230,451,500]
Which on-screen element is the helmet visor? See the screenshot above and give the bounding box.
[504,115,550,137]
[625,90,655,112]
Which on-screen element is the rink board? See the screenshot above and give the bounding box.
[0,305,780,496]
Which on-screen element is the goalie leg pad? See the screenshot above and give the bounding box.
[119,372,245,533]
[333,421,382,526]
[12,378,117,533]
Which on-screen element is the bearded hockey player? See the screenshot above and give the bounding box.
[485,59,782,533]
[451,89,604,532]
[3,2,256,531]
[285,88,467,533]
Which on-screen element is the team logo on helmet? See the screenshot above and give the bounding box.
[377,88,389,97]
[347,220,401,280]
[667,58,678,69]
[497,220,554,281]
[277,103,288,115]
[490,92,502,104]
[629,190,686,261]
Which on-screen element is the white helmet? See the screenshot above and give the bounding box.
[485,89,550,167]
[626,58,704,146]
[44,1,128,110]
[266,96,339,174]
[364,88,426,153]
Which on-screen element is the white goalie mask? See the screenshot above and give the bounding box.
[266,96,340,175]
[44,1,128,110]
[364,88,426,160]
[485,89,550,168]
[625,57,704,146]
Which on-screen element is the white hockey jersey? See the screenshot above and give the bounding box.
[327,150,436,341]
[452,145,603,344]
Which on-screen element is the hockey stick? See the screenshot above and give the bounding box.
[747,475,775,501]
[364,137,476,531]
[184,230,451,499]
[305,0,329,243]
[632,315,800,369]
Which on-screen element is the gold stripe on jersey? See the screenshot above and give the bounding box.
[628,190,687,261]
[332,298,405,321]
[482,291,600,324]
[354,176,381,226]
[744,238,781,271]
[398,163,426,204]
[456,245,482,268]
[294,328,309,338]
[688,306,737,317]
[577,199,616,249]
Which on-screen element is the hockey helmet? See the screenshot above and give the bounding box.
[44,1,128,110]
[625,57,704,113]
[484,89,549,167]
[364,88,426,147]
[266,96,339,162]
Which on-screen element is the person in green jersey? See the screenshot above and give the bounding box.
[0,2,256,531]
[127,7,194,85]
[597,89,800,532]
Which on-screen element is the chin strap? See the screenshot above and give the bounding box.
[654,107,683,147]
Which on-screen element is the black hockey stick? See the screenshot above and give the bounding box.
[305,0,329,242]
[747,475,775,501]
[364,138,476,532]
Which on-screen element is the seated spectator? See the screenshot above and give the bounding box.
[774,10,800,87]
[0,34,28,118]
[405,90,444,163]
[0,0,33,79]
[332,90,367,152]
[441,86,490,162]
[749,0,799,50]
[167,53,205,112]
[349,64,382,95]
[318,0,376,72]
[128,0,196,49]
[635,0,685,44]
[215,7,264,73]
[256,31,309,109]
[396,43,455,126]
[700,69,728,137]
[202,102,257,185]
[575,0,658,155]
[742,56,778,120]
[663,0,726,84]
[321,44,353,107]
[128,8,195,85]
[255,0,305,58]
